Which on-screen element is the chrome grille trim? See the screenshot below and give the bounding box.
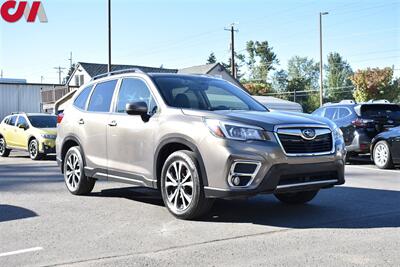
[274,124,335,156]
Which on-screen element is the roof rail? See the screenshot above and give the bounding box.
[11,111,26,115]
[340,100,356,104]
[367,99,390,104]
[91,68,145,81]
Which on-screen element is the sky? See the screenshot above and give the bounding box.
[0,0,399,84]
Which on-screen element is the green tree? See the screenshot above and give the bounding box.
[271,69,288,92]
[325,52,354,102]
[206,52,217,64]
[246,40,279,81]
[222,52,246,79]
[350,67,400,102]
[63,63,76,84]
[285,56,320,113]
[287,56,319,90]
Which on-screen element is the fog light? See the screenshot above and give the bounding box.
[232,176,241,186]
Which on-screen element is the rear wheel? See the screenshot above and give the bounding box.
[29,139,44,160]
[0,137,11,157]
[274,190,319,204]
[64,146,95,195]
[160,150,214,220]
[373,141,393,169]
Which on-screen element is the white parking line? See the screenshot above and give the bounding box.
[0,247,43,258]
[347,165,400,174]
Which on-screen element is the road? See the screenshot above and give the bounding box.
[0,152,399,267]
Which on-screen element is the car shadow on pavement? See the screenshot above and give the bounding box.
[91,186,400,229]
[91,187,164,207]
[5,154,57,161]
[0,204,38,222]
[202,186,400,228]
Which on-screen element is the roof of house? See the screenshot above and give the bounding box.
[78,62,178,77]
[178,63,219,74]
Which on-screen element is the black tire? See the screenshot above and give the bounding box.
[63,146,95,195]
[29,139,44,160]
[274,190,319,204]
[345,152,357,164]
[373,140,393,169]
[160,150,214,220]
[0,137,11,157]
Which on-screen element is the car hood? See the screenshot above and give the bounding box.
[182,109,332,131]
[37,128,57,135]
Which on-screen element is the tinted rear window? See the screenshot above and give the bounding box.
[74,85,93,110]
[28,116,57,128]
[87,80,118,112]
[361,104,400,119]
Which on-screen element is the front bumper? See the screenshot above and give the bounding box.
[346,130,372,153]
[204,161,345,198]
[39,139,56,154]
[199,131,346,199]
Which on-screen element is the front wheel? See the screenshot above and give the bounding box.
[29,139,44,160]
[64,146,95,195]
[160,150,214,220]
[373,141,393,169]
[0,137,11,157]
[274,190,319,204]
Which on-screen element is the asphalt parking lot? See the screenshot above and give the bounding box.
[0,152,399,267]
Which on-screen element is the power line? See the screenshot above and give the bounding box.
[53,66,66,84]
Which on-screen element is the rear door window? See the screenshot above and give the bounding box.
[74,85,93,110]
[324,108,337,120]
[8,115,17,126]
[88,80,118,112]
[336,108,351,120]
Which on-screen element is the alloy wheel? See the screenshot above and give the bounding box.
[0,139,5,155]
[164,160,194,213]
[374,143,389,167]
[65,153,81,191]
[29,141,38,158]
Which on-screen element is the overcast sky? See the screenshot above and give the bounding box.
[1,0,399,83]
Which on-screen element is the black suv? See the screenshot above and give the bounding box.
[313,100,400,157]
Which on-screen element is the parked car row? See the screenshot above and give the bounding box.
[312,100,400,169]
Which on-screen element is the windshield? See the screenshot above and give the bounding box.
[151,75,267,112]
[360,104,400,120]
[28,115,57,128]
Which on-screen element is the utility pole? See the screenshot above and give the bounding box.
[68,52,73,69]
[224,23,238,78]
[0,69,3,78]
[54,66,66,84]
[41,76,44,83]
[108,0,112,73]
[319,12,329,107]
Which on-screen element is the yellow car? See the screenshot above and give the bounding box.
[0,112,57,160]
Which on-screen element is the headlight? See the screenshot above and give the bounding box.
[41,134,56,139]
[205,119,268,141]
[332,125,343,140]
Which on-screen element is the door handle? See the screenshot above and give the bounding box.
[78,119,85,125]
[108,120,117,127]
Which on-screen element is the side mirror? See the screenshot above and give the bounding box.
[125,101,148,116]
[18,124,27,130]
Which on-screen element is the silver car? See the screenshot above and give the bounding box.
[56,69,346,219]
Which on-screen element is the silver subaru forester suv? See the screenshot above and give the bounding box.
[56,69,345,219]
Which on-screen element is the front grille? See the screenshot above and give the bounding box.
[278,131,333,154]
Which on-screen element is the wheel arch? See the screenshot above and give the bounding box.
[154,136,208,190]
[60,135,86,173]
